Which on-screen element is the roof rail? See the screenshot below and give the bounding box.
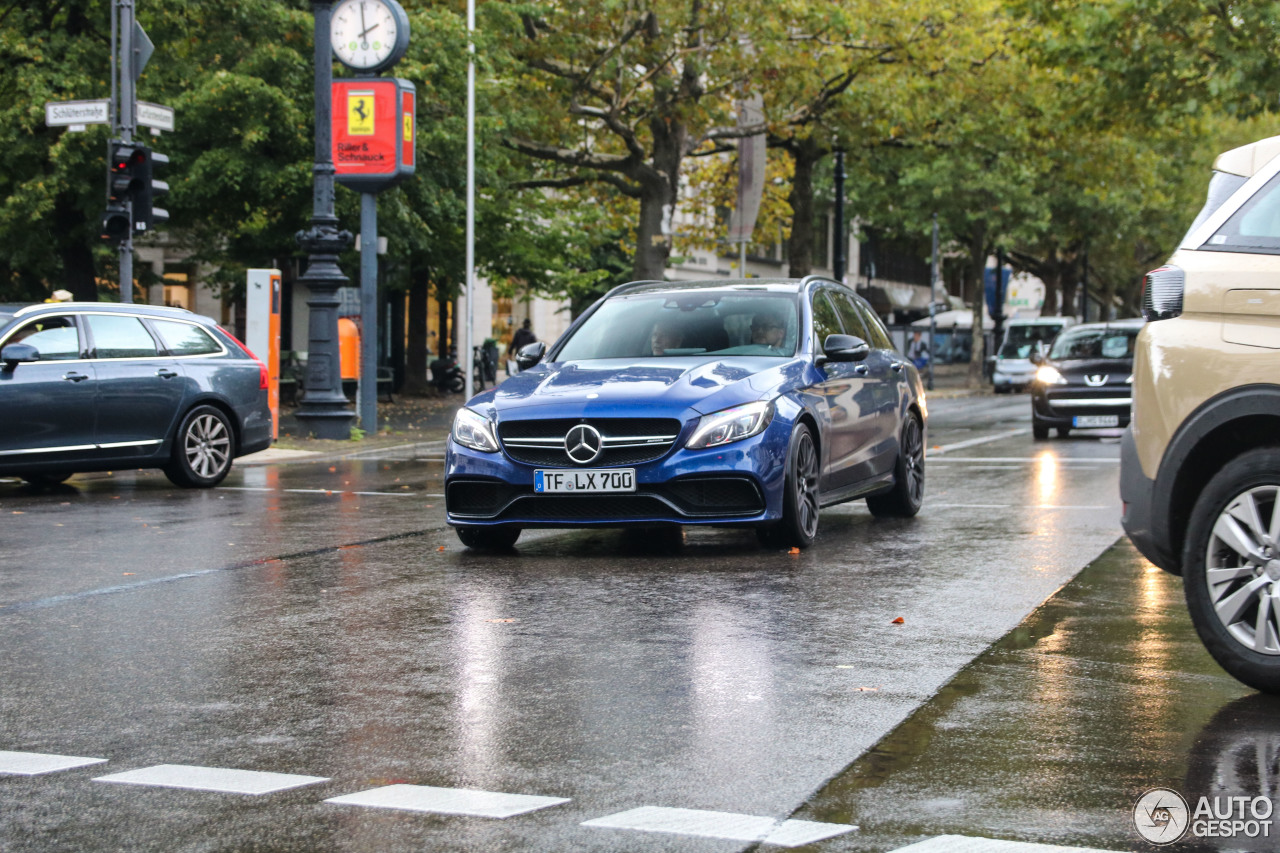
[14,302,194,318]
[799,274,837,288]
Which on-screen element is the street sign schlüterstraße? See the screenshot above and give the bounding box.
[45,100,110,128]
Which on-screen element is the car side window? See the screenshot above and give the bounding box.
[6,315,80,360]
[811,291,843,348]
[1209,171,1280,253]
[150,319,222,356]
[86,314,160,359]
[854,299,895,350]
[831,291,871,342]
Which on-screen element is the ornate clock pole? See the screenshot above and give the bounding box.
[295,0,356,439]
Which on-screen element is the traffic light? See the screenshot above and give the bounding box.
[101,205,131,243]
[108,142,144,206]
[134,148,169,231]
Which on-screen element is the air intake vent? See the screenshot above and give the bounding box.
[1142,265,1185,321]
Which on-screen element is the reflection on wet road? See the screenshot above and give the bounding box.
[0,396,1187,852]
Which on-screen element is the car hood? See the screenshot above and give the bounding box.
[470,357,802,420]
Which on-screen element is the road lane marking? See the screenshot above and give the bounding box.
[93,764,328,795]
[928,457,1119,464]
[325,784,569,818]
[929,429,1030,454]
[928,504,1111,510]
[890,835,1123,853]
[0,751,108,775]
[216,487,443,498]
[582,806,856,847]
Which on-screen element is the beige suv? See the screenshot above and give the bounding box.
[1122,135,1280,692]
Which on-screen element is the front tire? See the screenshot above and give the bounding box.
[1032,419,1049,440]
[1183,448,1280,693]
[164,405,235,488]
[456,526,521,550]
[867,414,925,518]
[758,422,820,549]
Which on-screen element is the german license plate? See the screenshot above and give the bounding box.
[534,468,636,494]
[1073,415,1120,428]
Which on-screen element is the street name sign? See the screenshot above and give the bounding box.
[137,102,175,133]
[45,99,110,130]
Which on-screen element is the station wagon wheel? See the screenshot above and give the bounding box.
[758,422,819,549]
[1184,449,1280,693]
[163,405,235,489]
[867,413,925,518]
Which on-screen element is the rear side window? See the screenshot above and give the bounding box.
[150,319,222,356]
[854,299,894,350]
[5,315,80,360]
[1205,171,1280,253]
[86,314,159,359]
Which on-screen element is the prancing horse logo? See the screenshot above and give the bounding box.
[1085,374,1108,386]
[564,424,603,465]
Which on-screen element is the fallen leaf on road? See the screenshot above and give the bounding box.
[856,686,879,692]
[789,547,800,555]
[437,546,445,551]
[11,511,22,515]
[485,619,517,623]
[892,617,905,624]
[123,573,135,576]
[328,466,337,473]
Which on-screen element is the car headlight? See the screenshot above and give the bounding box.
[452,407,499,452]
[1035,365,1066,385]
[686,401,774,450]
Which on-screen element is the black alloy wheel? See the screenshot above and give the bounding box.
[867,414,925,518]
[163,405,235,488]
[456,525,522,550]
[1183,448,1280,693]
[758,422,820,549]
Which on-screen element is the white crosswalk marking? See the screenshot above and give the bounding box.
[582,806,856,847]
[890,836,1124,853]
[92,764,328,795]
[0,751,107,776]
[325,784,570,818]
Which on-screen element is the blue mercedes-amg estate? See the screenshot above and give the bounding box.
[445,276,926,549]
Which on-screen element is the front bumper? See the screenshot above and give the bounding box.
[1119,426,1179,574]
[445,417,789,528]
[1031,387,1132,429]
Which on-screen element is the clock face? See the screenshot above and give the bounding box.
[332,0,402,71]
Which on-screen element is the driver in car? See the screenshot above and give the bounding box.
[650,319,685,356]
[750,312,785,349]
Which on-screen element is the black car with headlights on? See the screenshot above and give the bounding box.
[1029,319,1143,440]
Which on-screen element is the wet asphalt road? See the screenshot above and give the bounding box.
[0,394,1176,852]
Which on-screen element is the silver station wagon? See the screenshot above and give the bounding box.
[0,302,272,488]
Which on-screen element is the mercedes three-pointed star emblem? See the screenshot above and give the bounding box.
[564,424,603,464]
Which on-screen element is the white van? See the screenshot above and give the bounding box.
[991,316,1076,392]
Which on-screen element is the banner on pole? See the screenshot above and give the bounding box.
[727,94,766,245]
[332,78,416,193]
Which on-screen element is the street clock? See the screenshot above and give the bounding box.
[331,0,410,74]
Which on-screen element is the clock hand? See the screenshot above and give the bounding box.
[358,2,368,38]
[358,21,380,39]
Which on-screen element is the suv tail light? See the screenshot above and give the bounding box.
[1142,265,1185,321]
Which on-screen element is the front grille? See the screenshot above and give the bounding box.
[498,418,682,467]
[504,494,672,520]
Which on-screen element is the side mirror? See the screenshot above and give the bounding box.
[821,334,870,363]
[1,343,39,369]
[515,341,546,371]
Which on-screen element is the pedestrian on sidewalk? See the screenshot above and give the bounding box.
[507,319,537,375]
[907,329,930,370]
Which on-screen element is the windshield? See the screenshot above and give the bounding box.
[1048,326,1139,361]
[556,291,800,361]
[998,323,1064,359]
[1182,169,1249,244]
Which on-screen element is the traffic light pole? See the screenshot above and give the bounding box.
[115,0,136,303]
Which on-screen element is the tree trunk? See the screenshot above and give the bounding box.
[630,117,685,281]
[966,227,988,389]
[405,274,429,394]
[784,138,822,279]
[55,194,98,301]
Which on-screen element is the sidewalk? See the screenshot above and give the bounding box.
[246,362,988,463]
